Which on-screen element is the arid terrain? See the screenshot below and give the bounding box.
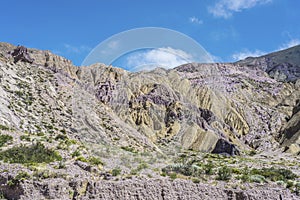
[0,42,299,199]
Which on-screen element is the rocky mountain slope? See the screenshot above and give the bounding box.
[0,42,299,199]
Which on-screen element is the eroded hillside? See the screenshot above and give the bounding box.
[0,42,299,199]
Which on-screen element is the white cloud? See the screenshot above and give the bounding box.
[231,49,266,61]
[189,17,203,25]
[278,39,300,50]
[126,47,194,71]
[64,44,91,54]
[208,0,272,19]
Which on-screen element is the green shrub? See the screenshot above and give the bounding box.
[250,167,297,182]
[76,156,88,162]
[217,166,232,181]
[169,172,177,180]
[7,171,30,186]
[203,162,214,175]
[160,172,167,177]
[88,157,103,165]
[121,146,137,153]
[71,150,81,158]
[162,164,202,177]
[137,163,148,171]
[249,174,266,183]
[0,125,10,131]
[192,178,200,183]
[0,134,13,147]
[112,168,121,176]
[57,161,66,169]
[248,150,257,156]
[130,169,138,175]
[20,135,31,141]
[0,142,62,164]
[55,134,68,141]
[37,132,45,137]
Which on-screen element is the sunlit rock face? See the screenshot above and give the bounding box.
[1,42,299,156]
[0,42,300,199]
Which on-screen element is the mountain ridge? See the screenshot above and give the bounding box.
[0,42,299,199]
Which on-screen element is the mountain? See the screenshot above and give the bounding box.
[237,45,300,82]
[0,42,299,199]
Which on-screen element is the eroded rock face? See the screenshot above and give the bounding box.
[0,176,297,200]
[10,46,34,64]
[0,42,300,199]
[1,42,300,155]
[281,100,300,154]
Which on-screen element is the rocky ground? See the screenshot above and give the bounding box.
[0,42,299,199]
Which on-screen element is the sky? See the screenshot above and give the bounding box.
[1,0,300,69]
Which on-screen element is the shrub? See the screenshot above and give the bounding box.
[71,150,81,158]
[192,178,200,183]
[0,125,10,131]
[121,146,137,153]
[169,172,177,180]
[217,166,232,181]
[130,169,138,175]
[160,172,167,177]
[0,142,62,164]
[137,163,148,171]
[249,174,266,183]
[76,156,88,162]
[7,171,30,186]
[55,134,68,141]
[203,162,214,175]
[162,163,202,177]
[20,135,31,141]
[89,157,103,165]
[112,168,121,176]
[248,150,257,156]
[0,134,13,147]
[250,167,297,182]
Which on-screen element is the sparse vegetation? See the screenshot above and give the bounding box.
[0,142,62,164]
[7,171,31,186]
[20,135,31,141]
[0,134,13,147]
[71,150,81,158]
[248,167,297,182]
[112,168,121,176]
[169,172,177,180]
[216,166,232,181]
[121,146,137,153]
[0,124,10,131]
[88,156,103,166]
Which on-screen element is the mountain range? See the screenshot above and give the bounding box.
[0,42,299,199]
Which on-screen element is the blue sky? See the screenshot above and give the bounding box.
[1,0,300,67]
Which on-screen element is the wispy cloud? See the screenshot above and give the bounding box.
[126,47,194,71]
[208,0,272,19]
[278,39,300,50]
[63,44,91,54]
[189,17,203,25]
[231,49,266,61]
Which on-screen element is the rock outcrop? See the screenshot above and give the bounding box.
[281,99,300,154]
